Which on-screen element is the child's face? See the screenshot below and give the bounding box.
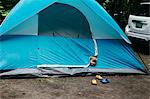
[90,57,97,66]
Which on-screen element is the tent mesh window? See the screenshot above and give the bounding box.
[38,3,92,39]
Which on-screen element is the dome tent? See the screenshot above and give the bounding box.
[0,0,148,76]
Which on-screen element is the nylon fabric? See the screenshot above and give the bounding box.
[94,40,145,70]
[0,36,95,70]
[0,0,130,43]
[39,3,91,38]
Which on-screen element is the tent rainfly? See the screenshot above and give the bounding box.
[0,0,148,76]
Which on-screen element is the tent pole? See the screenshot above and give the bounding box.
[93,39,98,56]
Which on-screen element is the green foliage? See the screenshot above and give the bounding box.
[96,0,141,29]
[0,0,19,21]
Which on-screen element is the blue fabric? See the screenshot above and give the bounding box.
[0,36,144,72]
[93,40,144,70]
[0,36,94,70]
[0,36,38,70]
[81,0,130,43]
[38,3,91,38]
[0,0,56,35]
[0,0,145,73]
[0,0,130,43]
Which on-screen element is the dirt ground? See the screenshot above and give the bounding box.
[0,41,150,99]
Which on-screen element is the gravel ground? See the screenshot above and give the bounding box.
[0,74,150,99]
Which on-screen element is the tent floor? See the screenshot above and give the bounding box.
[0,67,146,77]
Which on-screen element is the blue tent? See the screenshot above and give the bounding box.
[0,0,148,76]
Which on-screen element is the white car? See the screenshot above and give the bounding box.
[125,2,150,41]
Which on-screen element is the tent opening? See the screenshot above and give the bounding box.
[38,3,92,38]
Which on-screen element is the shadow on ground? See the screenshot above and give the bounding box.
[129,37,150,55]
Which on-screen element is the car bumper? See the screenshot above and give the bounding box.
[125,26,150,41]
